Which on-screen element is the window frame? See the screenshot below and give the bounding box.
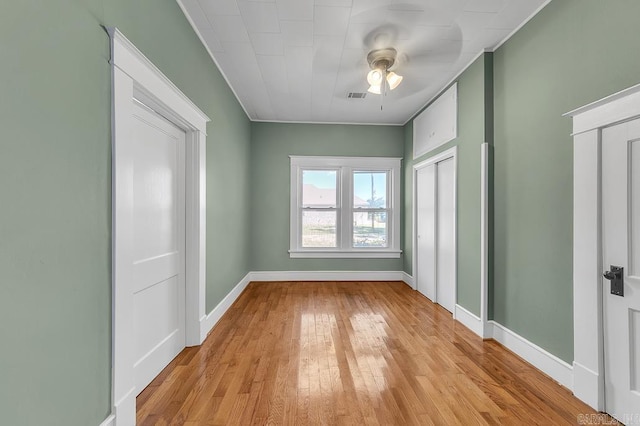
[300,167,341,249]
[289,156,402,258]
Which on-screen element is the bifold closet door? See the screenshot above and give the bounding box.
[415,157,455,313]
[435,157,455,313]
[416,164,436,301]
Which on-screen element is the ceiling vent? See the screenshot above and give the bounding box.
[347,92,367,99]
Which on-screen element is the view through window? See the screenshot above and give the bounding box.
[290,156,401,258]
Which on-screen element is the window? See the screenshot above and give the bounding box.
[290,156,401,258]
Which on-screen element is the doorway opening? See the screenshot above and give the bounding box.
[109,28,209,425]
[567,82,640,418]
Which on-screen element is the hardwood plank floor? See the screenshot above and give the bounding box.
[137,281,603,425]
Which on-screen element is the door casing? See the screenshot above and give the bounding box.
[567,82,640,411]
[109,28,210,425]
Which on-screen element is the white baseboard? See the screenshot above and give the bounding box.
[199,272,252,341]
[401,271,414,288]
[572,362,603,411]
[98,414,115,426]
[112,386,135,426]
[454,304,484,338]
[487,321,573,390]
[248,270,406,282]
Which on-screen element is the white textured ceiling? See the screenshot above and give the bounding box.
[178,0,547,125]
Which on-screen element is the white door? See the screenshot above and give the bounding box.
[602,117,640,422]
[415,156,456,313]
[130,101,186,393]
[435,157,455,313]
[416,164,436,300]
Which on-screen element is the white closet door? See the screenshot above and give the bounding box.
[601,117,640,421]
[130,101,186,393]
[415,155,456,313]
[416,164,436,300]
[435,157,455,313]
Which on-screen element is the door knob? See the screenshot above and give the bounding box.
[603,266,624,297]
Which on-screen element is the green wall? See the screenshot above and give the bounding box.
[103,0,252,313]
[0,1,251,424]
[403,54,490,316]
[4,0,640,423]
[403,0,640,364]
[492,0,640,363]
[250,122,404,272]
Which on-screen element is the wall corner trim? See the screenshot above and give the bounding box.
[572,362,603,411]
[199,272,252,341]
[480,143,490,331]
[486,321,574,390]
[401,272,414,288]
[98,414,116,426]
[454,304,484,338]
[112,386,135,426]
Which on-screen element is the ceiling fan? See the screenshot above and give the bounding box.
[365,47,404,95]
[357,17,462,103]
[311,4,464,110]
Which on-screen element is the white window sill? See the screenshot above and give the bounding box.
[289,250,402,259]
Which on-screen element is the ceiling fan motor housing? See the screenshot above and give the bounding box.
[367,48,398,71]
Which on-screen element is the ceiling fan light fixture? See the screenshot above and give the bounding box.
[366,48,403,95]
[367,84,382,95]
[367,69,384,86]
[386,71,403,90]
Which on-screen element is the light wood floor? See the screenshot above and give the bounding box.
[137,281,601,425]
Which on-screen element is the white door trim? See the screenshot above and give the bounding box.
[412,146,458,316]
[108,28,210,426]
[566,83,640,411]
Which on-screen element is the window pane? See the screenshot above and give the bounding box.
[302,210,337,247]
[353,172,386,208]
[302,170,337,207]
[353,212,387,247]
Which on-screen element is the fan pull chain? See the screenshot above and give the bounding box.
[381,68,387,111]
